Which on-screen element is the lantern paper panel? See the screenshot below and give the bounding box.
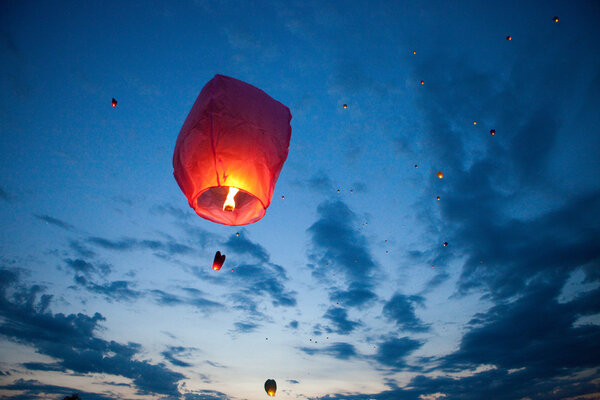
[173,74,292,225]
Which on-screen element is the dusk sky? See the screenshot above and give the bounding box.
[1,1,600,399]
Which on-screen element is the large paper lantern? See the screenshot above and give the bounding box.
[173,74,292,225]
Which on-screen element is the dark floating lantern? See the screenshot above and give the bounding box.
[265,379,277,397]
[212,251,226,271]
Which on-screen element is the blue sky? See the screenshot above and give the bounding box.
[1,1,599,399]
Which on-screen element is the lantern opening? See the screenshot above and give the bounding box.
[194,186,266,226]
[267,390,276,396]
[223,187,239,212]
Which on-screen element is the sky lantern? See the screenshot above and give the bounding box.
[553,16,559,23]
[111,98,117,107]
[265,379,277,396]
[420,80,424,85]
[437,196,440,201]
[490,129,496,136]
[413,50,416,55]
[173,74,292,225]
[473,121,477,125]
[443,242,448,247]
[506,35,512,41]
[212,251,226,271]
[343,104,348,109]
[437,171,443,179]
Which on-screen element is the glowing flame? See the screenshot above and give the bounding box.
[267,390,276,397]
[223,187,239,212]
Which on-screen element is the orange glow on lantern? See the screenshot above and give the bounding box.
[264,379,277,397]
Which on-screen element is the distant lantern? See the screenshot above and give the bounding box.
[265,379,277,397]
[413,50,416,55]
[473,121,477,125]
[490,129,496,136]
[437,171,443,179]
[553,16,559,23]
[212,251,226,271]
[506,35,512,41]
[415,164,418,168]
[111,98,117,107]
[443,242,448,247]
[436,196,440,201]
[173,75,292,225]
[420,80,424,85]
[343,104,348,109]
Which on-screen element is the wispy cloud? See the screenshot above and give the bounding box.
[88,235,193,256]
[162,345,197,368]
[299,342,359,360]
[322,307,362,335]
[382,293,429,332]
[34,214,75,231]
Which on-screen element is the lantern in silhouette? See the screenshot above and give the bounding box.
[490,129,496,136]
[111,98,117,107]
[212,251,226,271]
[343,104,348,109]
[443,242,448,247]
[420,80,424,85]
[553,16,559,23]
[265,379,277,396]
[437,171,444,179]
[506,35,512,41]
[173,75,292,225]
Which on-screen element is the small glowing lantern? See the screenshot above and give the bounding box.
[111,98,117,107]
[473,121,477,125]
[173,75,292,225]
[490,129,495,136]
[443,242,448,247]
[265,379,277,397]
[553,16,559,23]
[212,251,226,271]
[413,50,416,55]
[437,171,443,179]
[506,35,512,41]
[420,80,424,85]
[436,196,440,201]
[343,104,348,109]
